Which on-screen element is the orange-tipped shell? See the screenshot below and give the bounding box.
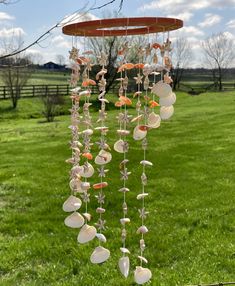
[119,96,132,106]
[93,182,108,189]
[149,100,160,108]
[82,153,93,160]
[115,101,124,107]
[139,125,149,131]
[134,63,145,69]
[152,43,162,49]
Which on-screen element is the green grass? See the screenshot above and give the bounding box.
[0,91,235,286]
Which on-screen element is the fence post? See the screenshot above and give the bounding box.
[3,86,6,99]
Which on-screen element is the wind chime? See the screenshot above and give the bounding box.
[62,17,183,285]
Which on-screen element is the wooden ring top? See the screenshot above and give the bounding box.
[62,17,183,37]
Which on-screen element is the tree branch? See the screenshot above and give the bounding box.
[0,0,125,60]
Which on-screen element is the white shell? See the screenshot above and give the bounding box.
[81,182,90,191]
[95,150,112,165]
[71,87,81,93]
[118,187,130,193]
[62,195,82,212]
[151,81,172,98]
[138,256,148,264]
[137,193,149,200]
[96,233,107,243]
[159,92,176,107]
[69,179,82,193]
[119,256,130,278]
[82,129,93,136]
[137,225,149,234]
[147,112,161,128]
[90,246,110,264]
[120,218,130,225]
[134,266,152,285]
[78,163,94,178]
[133,125,147,141]
[114,139,125,153]
[77,224,97,244]
[140,160,153,166]
[160,105,174,120]
[120,247,130,254]
[64,212,84,228]
[83,212,91,222]
[117,129,130,136]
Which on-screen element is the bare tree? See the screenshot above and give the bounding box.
[202,32,235,91]
[0,35,34,108]
[171,37,192,90]
[56,54,65,66]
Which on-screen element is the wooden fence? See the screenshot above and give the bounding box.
[0,84,71,100]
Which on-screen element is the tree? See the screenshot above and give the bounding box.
[0,35,34,108]
[56,54,65,66]
[171,37,192,90]
[202,32,235,91]
[40,89,64,122]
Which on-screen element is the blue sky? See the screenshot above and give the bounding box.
[0,0,235,66]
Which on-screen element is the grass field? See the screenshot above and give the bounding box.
[0,91,235,286]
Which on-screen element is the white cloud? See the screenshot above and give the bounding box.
[167,12,194,22]
[226,19,235,29]
[0,27,26,38]
[140,0,235,13]
[0,12,14,21]
[51,35,70,49]
[199,13,221,27]
[171,26,204,38]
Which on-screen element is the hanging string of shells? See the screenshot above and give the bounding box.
[62,16,182,285]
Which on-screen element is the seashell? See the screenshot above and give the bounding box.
[115,101,124,107]
[81,182,90,190]
[134,266,152,285]
[120,247,130,254]
[98,90,106,99]
[137,193,149,200]
[160,105,174,120]
[83,212,91,221]
[120,218,130,225]
[118,63,135,73]
[82,79,96,87]
[62,195,82,212]
[96,207,106,214]
[69,178,82,193]
[93,182,108,189]
[83,50,93,55]
[119,95,132,106]
[64,212,84,228]
[114,139,125,153]
[131,114,143,123]
[82,152,93,160]
[82,129,93,136]
[151,81,172,98]
[147,112,161,128]
[79,90,90,96]
[137,225,149,234]
[133,91,142,98]
[134,63,145,69]
[119,256,130,278]
[77,224,97,244]
[117,129,130,136]
[95,126,109,132]
[90,246,110,264]
[138,256,148,264]
[149,100,160,108]
[118,187,130,193]
[95,150,112,165]
[140,160,153,166]
[133,125,147,141]
[159,92,176,107]
[139,125,149,131]
[78,163,94,178]
[99,98,109,103]
[152,42,162,49]
[96,233,107,243]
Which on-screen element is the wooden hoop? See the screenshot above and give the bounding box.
[62,17,183,37]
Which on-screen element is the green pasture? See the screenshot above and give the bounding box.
[0,91,235,285]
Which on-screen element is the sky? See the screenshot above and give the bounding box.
[0,0,235,67]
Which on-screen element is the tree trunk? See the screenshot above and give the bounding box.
[218,66,222,91]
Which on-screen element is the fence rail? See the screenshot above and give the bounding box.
[0,84,71,100]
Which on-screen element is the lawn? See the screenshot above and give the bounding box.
[0,91,235,286]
